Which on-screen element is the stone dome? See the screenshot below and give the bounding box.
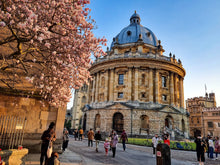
[111,11,158,49]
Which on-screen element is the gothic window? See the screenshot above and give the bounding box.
[118,74,124,85]
[101,77,105,87]
[141,74,145,85]
[162,76,167,87]
[94,114,101,130]
[197,118,200,123]
[162,95,167,101]
[140,115,149,129]
[118,92,123,98]
[218,123,220,127]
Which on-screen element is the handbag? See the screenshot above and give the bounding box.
[47,141,53,158]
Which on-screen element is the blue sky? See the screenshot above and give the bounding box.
[68,0,220,108]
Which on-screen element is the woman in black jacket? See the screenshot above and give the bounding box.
[195,135,206,165]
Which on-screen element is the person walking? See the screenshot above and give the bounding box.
[74,129,78,141]
[205,135,210,158]
[94,131,102,152]
[104,139,110,156]
[195,135,206,165]
[79,128,83,141]
[87,128,94,147]
[214,136,220,160]
[152,134,159,157]
[120,130,128,151]
[111,131,118,158]
[109,130,114,151]
[62,128,69,152]
[208,136,214,159]
[40,122,56,165]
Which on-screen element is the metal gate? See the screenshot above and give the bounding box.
[0,115,27,149]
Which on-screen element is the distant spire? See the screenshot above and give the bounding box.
[135,10,136,14]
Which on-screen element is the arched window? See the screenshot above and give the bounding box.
[113,112,123,133]
[181,119,185,132]
[165,115,174,129]
[140,115,149,129]
[94,114,101,130]
[83,113,87,131]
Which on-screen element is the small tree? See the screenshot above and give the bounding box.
[0,0,106,107]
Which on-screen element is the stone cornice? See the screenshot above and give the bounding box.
[89,57,186,77]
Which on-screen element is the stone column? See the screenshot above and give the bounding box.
[169,72,174,105]
[134,67,139,101]
[179,77,184,108]
[95,72,100,102]
[155,69,160,103]
[127,67,132,101]
[109,68,114,101]
[92,74,96,103]
[87,81,91,103]
[174,74,178,106]
[149,68,153,102]
[104,70,109,101]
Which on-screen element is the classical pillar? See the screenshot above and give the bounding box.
[95,72,100,102]
[109,68,114,101]
[92,74,96,103]
[87,80,91,103]
[169,72,174,105]
[155,69,160,103]
[104,70,109,101]
[179,77,184,108]
[134,67,139,101]
[148,68,153,102]
[127,67,132,101]
[174,73,178,106]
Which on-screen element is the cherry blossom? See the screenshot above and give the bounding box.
[0,0,106,107]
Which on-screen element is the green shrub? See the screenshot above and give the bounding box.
[127,138,196,151]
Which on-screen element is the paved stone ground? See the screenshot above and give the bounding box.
[25,137,220,165]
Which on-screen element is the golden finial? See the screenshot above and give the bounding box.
[135,10,136,14]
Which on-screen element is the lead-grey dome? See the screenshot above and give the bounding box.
[111,12,158,49]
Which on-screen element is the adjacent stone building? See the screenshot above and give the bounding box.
[203,107,220,137]
[186,93,216,137]
[71,85,88,129]
[78,12,189,137]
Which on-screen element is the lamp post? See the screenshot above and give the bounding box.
[202,111,205,137]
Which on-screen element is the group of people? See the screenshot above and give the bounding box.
[73,128,84,141]
[86,128,128,157]
[195,135,220,165]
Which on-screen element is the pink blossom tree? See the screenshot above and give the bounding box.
[0,0,106,107]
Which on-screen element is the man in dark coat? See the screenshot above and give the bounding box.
[40,122,56,165]
[94,131,102,152]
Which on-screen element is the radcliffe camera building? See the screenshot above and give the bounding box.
[72,12,189,137]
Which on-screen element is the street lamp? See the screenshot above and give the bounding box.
[202,111,205,137]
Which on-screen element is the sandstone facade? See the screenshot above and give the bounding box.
[0,93,66,152]
[186,93,216,137]
[203,107,220,136]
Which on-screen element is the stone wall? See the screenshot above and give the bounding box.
[0,94,66,153]
[84,107,189,137]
